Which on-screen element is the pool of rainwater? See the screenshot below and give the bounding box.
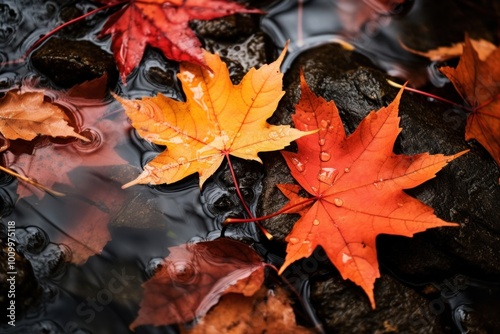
[0,0,499,333]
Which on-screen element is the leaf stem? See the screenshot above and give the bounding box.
[224,154,273,240]
[386,79,466,109]
[226,197,315,223]
[0,165,65,197]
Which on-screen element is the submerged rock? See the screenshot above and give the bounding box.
[31,37,118,88]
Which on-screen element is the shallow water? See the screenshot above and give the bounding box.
[1,0,499,333]
[0,1,258,332]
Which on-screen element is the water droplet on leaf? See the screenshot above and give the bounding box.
[334,198,343,207]
[344,167,350,173]
[317,167,337,184]
[320,151,331,162]
[320,119,328,129]
[289,237,299,244]
[269,131,279,139]
[291,157,305,172]
[313,219,320,226]
[318,138,326,146]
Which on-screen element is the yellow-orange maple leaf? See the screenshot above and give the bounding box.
[0,91,87,141]
[116,46,313,188]
[277,73,467,308]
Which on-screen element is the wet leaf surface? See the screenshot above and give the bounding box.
[98,0,263,82]
[440,36,500,167]
[116,46,312,188]
[278,72,466,307]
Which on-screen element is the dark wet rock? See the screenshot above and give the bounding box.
[311,274,449,334]
[258,42,500,332]
[146,65,178,89]
[31,37,118,88]
[204,32,273,84]
[191,13,260,41]
[202,159,263,221]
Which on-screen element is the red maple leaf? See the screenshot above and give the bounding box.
[98,0,263,82]
[130,238,266,329]
[277,72,466,307]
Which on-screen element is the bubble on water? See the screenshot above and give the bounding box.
[72,128,102,153]
[16,226,49,255]
[146,257,165,278]
[167,260,197,284]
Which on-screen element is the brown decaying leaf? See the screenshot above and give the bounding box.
[278,72,466,308]
[130,238,266,329]
[2,77,130,264]
[117,45,314,188]
[181,286,314,334]
[440,36,500,167]
[401,37,496,62]
[0,91,88,142]
[4,77,129,199]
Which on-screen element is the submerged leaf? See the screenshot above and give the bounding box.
[130,238,266,329]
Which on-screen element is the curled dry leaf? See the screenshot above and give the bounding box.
[116,45,314,188]
[98,0,263,82]
[440,36,500,167]
[278,72,466,308]
[0,90,88,142]
[130,238,266,329]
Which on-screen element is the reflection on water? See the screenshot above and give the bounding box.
[0,1,260,332]
[262,0,498,86]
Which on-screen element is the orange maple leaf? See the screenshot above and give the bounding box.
[130,238,266,329]
[440,36,500,167]
[0,91,87,142]
[98,0,263,82]
[277,72,466,308]
[116,46,314,188]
